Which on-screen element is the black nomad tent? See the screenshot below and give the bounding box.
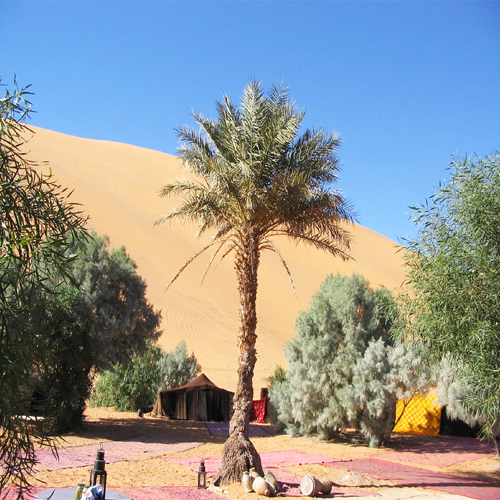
[151,373,234,422]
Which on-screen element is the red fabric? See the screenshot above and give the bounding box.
[250,397,267,423]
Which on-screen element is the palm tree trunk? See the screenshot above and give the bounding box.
[213,233,263,485]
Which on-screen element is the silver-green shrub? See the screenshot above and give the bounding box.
[157,341,201,390]
[270,273,428,446]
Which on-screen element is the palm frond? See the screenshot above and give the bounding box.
[271,228,353,261]
[200,237,233,284]
[158,79,355,291]
[261,238,298,298]
[163,241,220,291]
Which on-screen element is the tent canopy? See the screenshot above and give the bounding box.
[151,373,234,422]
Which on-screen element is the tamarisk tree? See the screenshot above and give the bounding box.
[270,273,429,447]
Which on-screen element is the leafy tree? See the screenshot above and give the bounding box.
[157,341,201,389]
[91,341,201,411]
[156,80,354,484]
[35,287,94,433]
[64,232,162,369]
[0,80,87,497]
[32,232,163,428]
[91,341,164,412]
[398,152,500,450]
[270,273,428,447]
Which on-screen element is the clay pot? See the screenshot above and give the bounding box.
[319,478,332,495]
[252,476,271,497]
[264,471,278,491]
[265,480,276,497]
[300,475,320,496]
[249,467,260,480]
[300,476,333,496]
[242,471,253,493]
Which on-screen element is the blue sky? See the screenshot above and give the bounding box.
[2,1,499,243]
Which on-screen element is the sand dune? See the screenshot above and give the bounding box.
[21,126,407,392]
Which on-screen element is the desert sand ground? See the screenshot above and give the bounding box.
[24,406,500,500]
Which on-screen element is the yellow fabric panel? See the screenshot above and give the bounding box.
[393,394,441,436]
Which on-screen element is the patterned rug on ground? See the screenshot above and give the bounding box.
[381,436,495,468]
[204,422,272,437]
[34,438,203,471]
[1,486,226,500]
[163,450,349,475]
[264,468,379,497]
[329,458,500,500]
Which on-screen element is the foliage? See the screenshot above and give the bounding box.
[265,366,287,429]
[35,287,95,433]
[270,273,428,447]
[342,339,429,447]
[32,232,163,425]
[0,80,88,497]
[398,152,500,442]
[434,356,499,451]
[62,232,162,369]
[156,79,355,484]
[265,365,287,389]
[91,342,201,412]
[91,341,164,412]
[157,341,201,390]
[435,356,482,427]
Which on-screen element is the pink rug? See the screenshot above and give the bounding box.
[1,486,226,500]
[34,439,203,471]
[114,486,226,499]
[204,422,272,437]
[265,467,380,497]
[163,450,348,475]
[330,458,500,500]
[381,436,496,468]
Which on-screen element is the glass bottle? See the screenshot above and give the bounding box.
[75,484,85,500]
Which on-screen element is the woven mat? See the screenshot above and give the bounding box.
[34,438,203,471]
[1,486,225,500]
[330,458,500,500]
[204,422,272,437]
[381,436,495,468]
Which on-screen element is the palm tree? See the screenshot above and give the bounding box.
[156,80,355,485]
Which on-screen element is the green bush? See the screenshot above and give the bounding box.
[91,342,163,412]
[37,287,95,433]
[91,341,201,412]
[157,341,201,389]
[270,273,429,446]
